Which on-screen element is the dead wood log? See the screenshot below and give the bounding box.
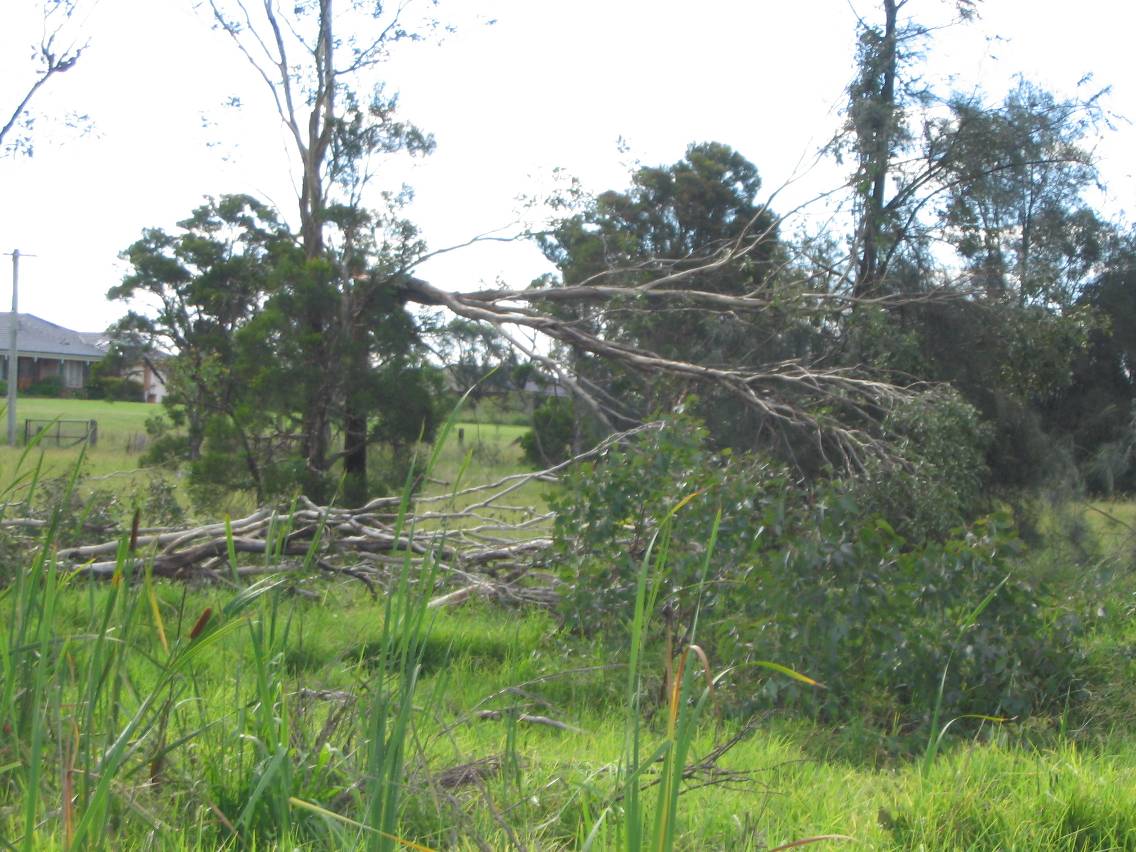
[46,425,670,605]
[474,710,583,733]
[70,536,312,578]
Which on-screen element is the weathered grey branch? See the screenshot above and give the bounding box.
[407,273,911,469]
[2,1,86,152]
[47,430,665,597]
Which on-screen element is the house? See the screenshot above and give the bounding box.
[78,330,170,404]
[522,377,570,399]
[130,352,168,404]
[0,313,104,393]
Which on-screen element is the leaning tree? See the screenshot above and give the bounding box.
[196,0,930,499]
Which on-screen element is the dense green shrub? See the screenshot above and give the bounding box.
[186,415,295,510]
[521,397,577,466]
[366,442,422,498]
[849,388,993,542]
[25,375,63,397]
[552,414,1085,727]
[730,504,1083,723]
[551,414,734,628]
[87,374,145,401]
[139,414,189,468]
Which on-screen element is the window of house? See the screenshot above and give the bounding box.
[63,360,84,389]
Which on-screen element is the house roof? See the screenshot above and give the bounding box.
[77,330,111,350]
[0,313,106,361]
[522,378,570,397]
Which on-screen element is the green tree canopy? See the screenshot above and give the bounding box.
[537,142,827,449]
[111,194,441,506]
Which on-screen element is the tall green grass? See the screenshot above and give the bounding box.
[3,417,1136,849]
[0,429,300,848]
[0,412,462,849]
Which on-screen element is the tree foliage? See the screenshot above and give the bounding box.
[534,142,832,450]
[1046,239,1136,493]
[827,0,1121,494]
[111,195,440,506]
[78,1,1136,757]
[940,80,1108,307]
[111,196,291,487]
[104,0,1135,514]
[204,0,439,503]
[553,415,1082,725]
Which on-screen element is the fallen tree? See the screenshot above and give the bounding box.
[45,424,669,605]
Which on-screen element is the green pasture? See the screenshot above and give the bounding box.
[0,399,163,525]
[0,397,155,445]
[1,400,1135,848]
[0,397,544,527]
[417,419,553,536]
[0,398,155,479]
[0,396,530,470]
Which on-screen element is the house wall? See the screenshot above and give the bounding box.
[2,356,92,394]
[143,362,167,404]
[124,361,167,404]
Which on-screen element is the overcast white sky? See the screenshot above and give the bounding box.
[1,0,1134,332]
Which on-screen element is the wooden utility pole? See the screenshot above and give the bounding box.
[5,249,19,447]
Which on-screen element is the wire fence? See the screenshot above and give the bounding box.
[23,419,98,449]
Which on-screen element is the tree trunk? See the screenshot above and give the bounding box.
[342,293,370,507]
[300,385,333,502]
[296,0,336,496]
[855,0,900,299]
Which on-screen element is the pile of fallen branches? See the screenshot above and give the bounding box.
[40,424,666,607]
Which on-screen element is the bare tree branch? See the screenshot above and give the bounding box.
[402,260,912,470]
[1,1,87,154]
[47,425,673,598]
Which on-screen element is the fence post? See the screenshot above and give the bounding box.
[89,420,98,448]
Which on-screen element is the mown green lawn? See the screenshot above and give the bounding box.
[2,396,156,444]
